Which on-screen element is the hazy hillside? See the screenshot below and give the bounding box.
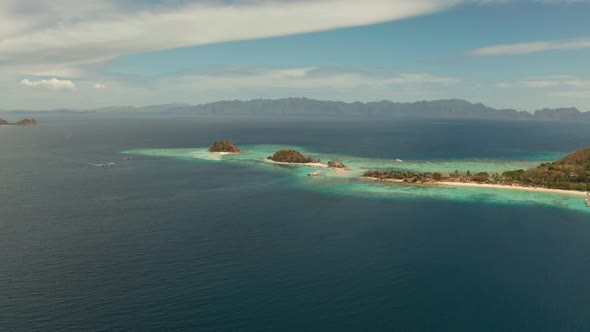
[2,98,589,122]
[170,98,588,122]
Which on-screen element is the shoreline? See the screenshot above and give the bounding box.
[262,158,329,168]
[330,167,351,175]
[364,177,588,197]
[214,151,241,155]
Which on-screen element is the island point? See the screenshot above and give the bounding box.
[208,140,241,153]
[0,118,38,126]
[363,147,590,197]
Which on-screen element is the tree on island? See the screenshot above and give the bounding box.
[362,146,590,192]
[472,172,490,183]
[501,147,590,191]
[268,150,317,163]
[327,160,346,168]
[208,140,241,153]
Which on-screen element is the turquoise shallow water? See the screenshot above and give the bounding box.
[124,145,588,213]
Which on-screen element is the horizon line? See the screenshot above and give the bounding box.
[0,97,585,113]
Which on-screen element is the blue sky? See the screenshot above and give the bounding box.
[2,0,590,111]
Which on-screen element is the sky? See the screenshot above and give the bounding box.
[1,0,590,111]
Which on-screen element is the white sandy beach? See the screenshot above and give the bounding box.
[437,181,588,197]
[262,159,329,168]
[366,177,588,197]
[214,151,241,155]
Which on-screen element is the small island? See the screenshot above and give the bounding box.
[266,149,329,168]
[268,150,317,163]
[327,160,347,169]
[363,147,590,195]
[208,140,241,153]
[0,118,38,126]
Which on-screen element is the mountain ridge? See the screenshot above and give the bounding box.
[1,98,588,122]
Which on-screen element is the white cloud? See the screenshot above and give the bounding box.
[270,67,317,79]
[94,83,106,89]
[1,0,587,110]
[496,76,590,88]
[159,66,461,97]
[384,73,461,85]
[0,0,460,75]
[495,76,590,100]
[552,90,590,98]
[0,64,466,110]
[20,78,76,91]
[469,38,590,56]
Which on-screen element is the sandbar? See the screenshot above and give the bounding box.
[262,159,328,168]
[214,152,241,155]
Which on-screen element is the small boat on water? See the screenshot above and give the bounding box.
[395,159,404,163]
[122,156,131,160]
[585,193,590,207]
[307,170,321,177]
[107,162,116,166]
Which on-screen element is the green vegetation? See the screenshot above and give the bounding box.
[327,160,346,168]
[501,148,590,191]
[268,150,318,163]
[208,140,241,153]
[363,170,454,183]
[363,147,590,192]
[472,172,490,183]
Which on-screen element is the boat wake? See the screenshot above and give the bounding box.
[67,160,117,167]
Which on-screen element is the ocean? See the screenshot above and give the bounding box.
[1,114,590,331]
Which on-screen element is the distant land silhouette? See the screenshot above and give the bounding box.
[0,118,37,126]
[2,98,589,122]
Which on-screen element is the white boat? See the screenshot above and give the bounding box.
[395,159,404,163]
[107,162,116,166]
[307,170,321,177]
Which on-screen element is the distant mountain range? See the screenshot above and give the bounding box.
[1,98,589,122]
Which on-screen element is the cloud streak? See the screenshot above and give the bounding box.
[495,75,590,100]
[165,66,461,90]
[0,0,460,74]
[496,75,590,88]
[553,90,590,98]
[469,37,590,56]
[20,78,76,91]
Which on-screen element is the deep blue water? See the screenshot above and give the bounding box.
[1,115,590,331]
